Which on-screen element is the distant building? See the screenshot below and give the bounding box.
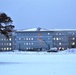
[53,30,76,50]
[0,28,76,51]
[0,34,15,51]
[0,29,16,51]
[15,28,76,51]
[15,28,53,51]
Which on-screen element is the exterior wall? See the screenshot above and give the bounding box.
[0,29,76,51]
[15,31,53,51]
[0,33,14,51]
[53,31,76,50]
[67,31,76,48]
[53,31,69,50]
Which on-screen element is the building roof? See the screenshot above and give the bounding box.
[16,27,76,32]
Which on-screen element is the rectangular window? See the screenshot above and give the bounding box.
[26,43,28,45]
[19,38,21,40]
[31,38,33,40]
[4,48,6,50]
[9,43,12,46]
[7,48,9,50]
[26,38,28,40]
[9,38,12,41]
[48,33,50,35]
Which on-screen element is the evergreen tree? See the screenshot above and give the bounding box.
[0,12,14,38]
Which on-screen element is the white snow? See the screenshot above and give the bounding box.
[17,28,47,31]
[0,50,76,75]
[16,28,76,32]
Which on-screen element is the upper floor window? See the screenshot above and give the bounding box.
[59,33,62,35]
[48,33,50,35]
[56,38,59,40]
[72,42,75,45]
[72,38,75,40]
[9,43,12,46]
[19,38,21,40]
[59,42,62,45]
[31,38,33,40]
[53,38,55,40]
[9,38,12,41]
[26,38,28,40]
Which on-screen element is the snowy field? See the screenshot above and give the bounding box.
[0,50,76,75]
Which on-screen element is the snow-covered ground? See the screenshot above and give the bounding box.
[0,49,76,75]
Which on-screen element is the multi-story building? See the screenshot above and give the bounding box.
[0,30,15,51]
[15,28,76,51]
[52,29,76,50]
[15,28,53,51]
[0,28,76,51]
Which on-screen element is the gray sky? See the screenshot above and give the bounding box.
[0,0,76,29]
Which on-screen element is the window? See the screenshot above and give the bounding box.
[4,43,6,45]
[19,38,21,40]
[26,38,28,40]
[7,48,9,50]
[24,38,26,40]
[53,38,55,40]
[56,33,58,35]
[31,43,33,45]
[26,48,28,50]
[72,42,75,45]
[59,43,62,45]
[31,38,33,40]
[2,43,3,45]
[2,38,3,41]
[24,43,25,45]
[72,38,75,40]
[4,48,6,50]
[7,43,9,45]
[56,38,59,40]
[9,38,12,41]
[1,48,3,50]
[26,43,28,45]
[29,38,30,40]
[10,48,11,50]
[48,33,50,35]
[59,33,62,35]
[9,43,12,46]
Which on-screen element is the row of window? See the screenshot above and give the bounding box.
[0,48,12,50]
[54,42,75,46]
[0,38,12,41]
[0,43,12,46]
[17,37,51,41]
[24,43,34,45]
[53,37,75,41]
[54,32,76,35]
[16,33,51,35]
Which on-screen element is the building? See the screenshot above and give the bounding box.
[15,28,76,51]
[53,29,76,50]
[15,28,53,51]
[0,28,76,51]
[0,30,15,51]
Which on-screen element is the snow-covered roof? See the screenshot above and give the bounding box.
[49,29,76,31]
[16,28,76,32]
[17,27,48,31]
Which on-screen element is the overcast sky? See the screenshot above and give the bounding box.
[0,0,76,29]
